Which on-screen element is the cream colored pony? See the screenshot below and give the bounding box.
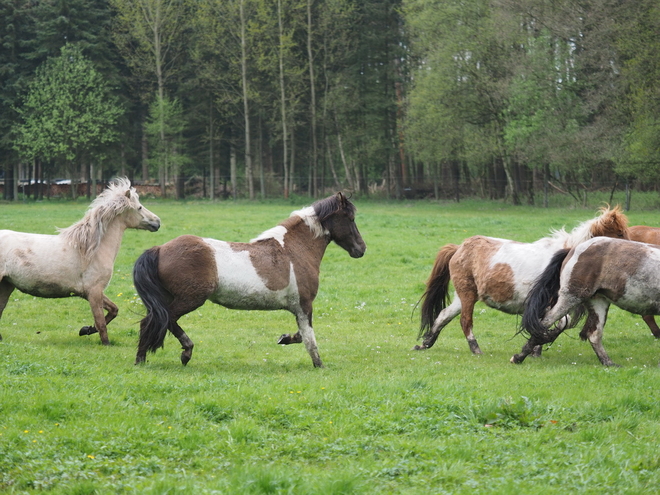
[0,177,160,345]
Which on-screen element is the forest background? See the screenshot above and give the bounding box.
[1,0,660,205]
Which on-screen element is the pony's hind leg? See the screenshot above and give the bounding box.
[457,292,482,355]
[0,279,16,341]
[642,315,660,338]
[168,319,195,366]
[580,298,618,367]
[414,297,462,350]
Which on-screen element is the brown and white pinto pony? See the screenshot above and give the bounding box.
[133,192,366,368]
[0,178,160,345]
[515,237,660,366]
[416,206,629,355]
[628,225,660,337]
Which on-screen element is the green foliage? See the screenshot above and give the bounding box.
[13,44,123,167]
[1,200,660,493]
[145,94,190,174]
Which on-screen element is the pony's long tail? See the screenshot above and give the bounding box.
[521,248,571,339]
[133,247,171,354]
[418,244,459,339]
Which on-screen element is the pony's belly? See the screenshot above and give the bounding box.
[14,280,82,299]
[482,297,524,315]
[209,288,294,311]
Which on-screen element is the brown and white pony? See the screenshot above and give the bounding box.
[515,237,660,366]
[416,206,629,355]
[628,225,660,337]
[133,192,366,368]
[0,178,160,345]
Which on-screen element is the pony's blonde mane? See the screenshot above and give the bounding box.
[59,177,137,258]
[550,205,628,248]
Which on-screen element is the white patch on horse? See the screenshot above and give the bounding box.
[292,206,328,238]
[204,239,299,310]
[252,226,287,247]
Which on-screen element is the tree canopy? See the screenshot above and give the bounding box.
[2,0,660,201]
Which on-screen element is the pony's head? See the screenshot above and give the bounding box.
[60,177,160,258]
[313,192,366,258]
[589,205,629,240]
[556,204,629,248]
[109,178,161,232]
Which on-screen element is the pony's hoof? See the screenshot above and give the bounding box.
[135,356,146,365]
[278,333,302,345]
[79,326,98,336]
[413,344,426,351]
[181,354,191,366]
[510,355,523,364]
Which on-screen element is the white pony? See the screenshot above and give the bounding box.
[0,177,160,344]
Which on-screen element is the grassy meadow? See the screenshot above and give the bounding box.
[1,194,660,494]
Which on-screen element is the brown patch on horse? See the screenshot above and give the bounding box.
[568,240,643,302]
[452,236,516,306]
[481,263,516,304]
[232,239,291,292]
[158,235,219,308]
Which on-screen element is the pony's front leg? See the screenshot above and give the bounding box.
[293,311,323,368]
[80,295,118,338]
[85,291,111,345]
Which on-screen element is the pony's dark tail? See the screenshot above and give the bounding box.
[133,247,171,354]
[419,244,459,339]
[521,248,571,339]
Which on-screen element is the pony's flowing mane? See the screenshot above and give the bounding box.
[59,177,137,258]
[253,193,353,244]
[548,205,628,249]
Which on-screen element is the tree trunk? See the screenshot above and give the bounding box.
[278,0,289,199]
[307,0,318,197]
[240,0,254,199]
[230,141,237,200]
[209,95,215,200]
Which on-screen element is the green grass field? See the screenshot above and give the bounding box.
[1,196,660,494]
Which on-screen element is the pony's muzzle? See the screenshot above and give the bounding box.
[349,245,366,258]
[145,220,161,232]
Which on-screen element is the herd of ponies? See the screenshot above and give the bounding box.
[1,177,659,368]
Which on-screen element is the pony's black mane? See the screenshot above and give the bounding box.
[313,193,355,227]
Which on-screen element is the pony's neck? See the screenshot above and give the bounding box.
[282,215,330,263]
[80,215,128,267]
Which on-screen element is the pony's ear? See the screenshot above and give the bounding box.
[336,191,346,205]
[125,189,132,199]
